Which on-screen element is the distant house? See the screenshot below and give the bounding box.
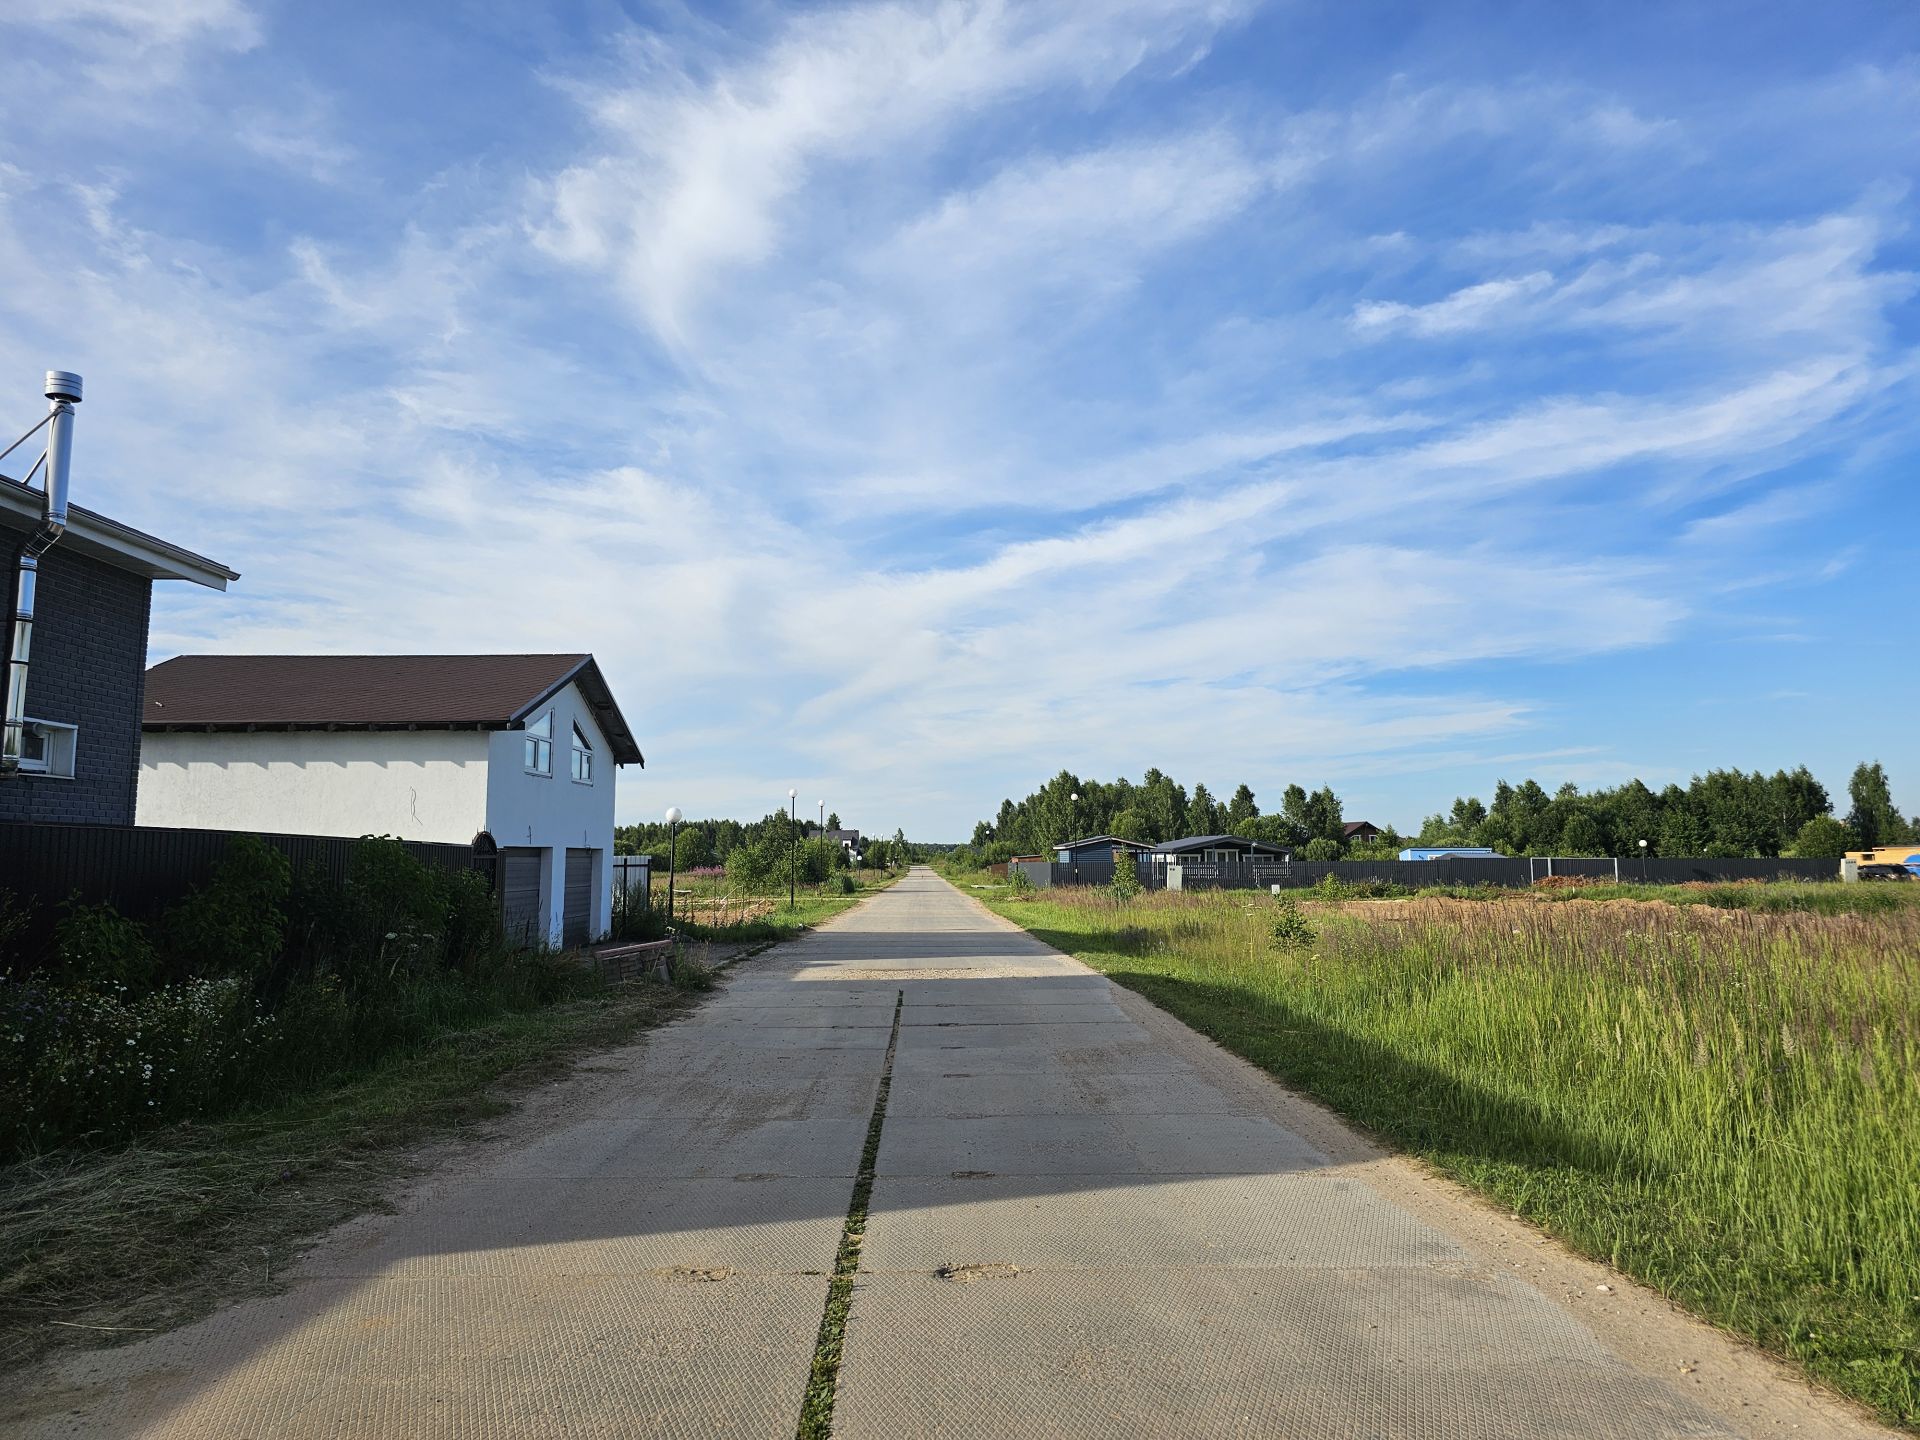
[825,827,862,851]
[1399,846,1505,861]
[1053,834,1153,864]
[1152,834,1292,868]
[137,653,642,948]
[1342,820,1384,845]
[1,470,236,825]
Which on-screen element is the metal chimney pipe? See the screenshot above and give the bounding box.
[2,371,82,777]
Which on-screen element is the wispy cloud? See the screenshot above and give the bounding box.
[0,0,1915,830]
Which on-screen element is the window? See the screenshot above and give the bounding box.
[524,710,552,775]
[16,718,77,778]
[570,723,594,784]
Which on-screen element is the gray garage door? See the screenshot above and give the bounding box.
[501,848,543,948]
[563,848,594,949]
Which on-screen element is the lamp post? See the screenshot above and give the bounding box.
[665,806,682,926]
[1638,837,1648,882]
[818,799,825,843]
[1069,792,1079,849]
[788,787,798,909]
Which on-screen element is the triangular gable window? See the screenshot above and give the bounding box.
[571,723,594,783]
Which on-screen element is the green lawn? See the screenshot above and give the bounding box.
[983,885,1920,1430]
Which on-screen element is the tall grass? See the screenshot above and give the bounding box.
[997,888,1920,1427]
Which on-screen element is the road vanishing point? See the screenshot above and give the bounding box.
[7,869,1892,1438]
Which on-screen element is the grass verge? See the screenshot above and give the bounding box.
[0,967,714,1375]
[796,989,902,1440]
[984,888,1920,1431]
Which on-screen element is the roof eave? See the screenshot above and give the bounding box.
[514,656,645,767]
[1,476,239,590]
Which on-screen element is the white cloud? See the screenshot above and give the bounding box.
[6,0,260,86]
[532,0,1256,338]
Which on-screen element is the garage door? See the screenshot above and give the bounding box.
[501,849,544,948]
[562,848,595,949]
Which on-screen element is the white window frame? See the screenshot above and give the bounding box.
[570,723,594,785]
[523,709,553,777]
[17,717,77,779]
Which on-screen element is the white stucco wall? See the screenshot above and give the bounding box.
[137,730,491,843]
[485,680,618,943]
[136,678,622,948]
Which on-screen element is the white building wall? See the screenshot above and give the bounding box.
[137,730,490,843]
[135,679,621,949]
[483,680,618,944]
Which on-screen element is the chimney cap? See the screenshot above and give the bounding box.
[44,371,82,403]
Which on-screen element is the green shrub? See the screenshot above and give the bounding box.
[1270,894,1316,950]
[1108,854,1142,901]
[725,837,787,895]
[51,898,156,991]
[1006,866,1035,897]
[156,835,290,983]
[1301,837,1343,862]
[824,871,856,896]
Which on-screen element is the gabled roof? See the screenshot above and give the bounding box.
[1342,820,1381,836]
[142,653,643,765]
[1152,833,1290,856]
[1,473,237,589]
[1056,834,1153,852]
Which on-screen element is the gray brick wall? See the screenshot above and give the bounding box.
[0,519,153,825]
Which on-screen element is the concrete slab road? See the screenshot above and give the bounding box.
[3,868,1891,1439]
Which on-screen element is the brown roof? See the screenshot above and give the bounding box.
[142,653,642,765]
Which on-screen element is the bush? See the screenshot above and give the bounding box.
[156,835,290,983]
[1007,866,1035,897]
[725,838,787,895]
[1108,855,1142,901]
[51,898,156,991]
[1791,815,1856,860]
[824,871,857,896]
[1270,894,1316,950]
[1301,837,1343,862]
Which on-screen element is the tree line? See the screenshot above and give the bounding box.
[951,761,1914,865]
[615,812,919,876]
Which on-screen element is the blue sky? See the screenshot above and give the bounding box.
[1,1,1915,839]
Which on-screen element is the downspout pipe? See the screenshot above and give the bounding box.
[2,371,82,777]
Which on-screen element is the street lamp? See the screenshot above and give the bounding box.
[788,787,798,909]
[818,799,825,841]
[1638,837,1648,881]
[665,806,682,927]
[1069,792,1080,846]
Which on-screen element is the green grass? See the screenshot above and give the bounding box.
[0,967,714,1374]
[796,990,902,1440]
[986,887,1920,1430]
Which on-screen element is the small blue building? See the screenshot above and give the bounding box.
[1054,834,1154,864]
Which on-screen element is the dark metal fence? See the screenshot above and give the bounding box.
[0,819,487,922]
[1012,854,1838,891]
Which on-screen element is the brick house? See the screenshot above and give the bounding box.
[0,473,236,824]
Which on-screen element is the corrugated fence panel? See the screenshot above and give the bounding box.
[0,820,485,922]
[1035,855,1841,889]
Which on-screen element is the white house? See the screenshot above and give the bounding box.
[136,653,643,948]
